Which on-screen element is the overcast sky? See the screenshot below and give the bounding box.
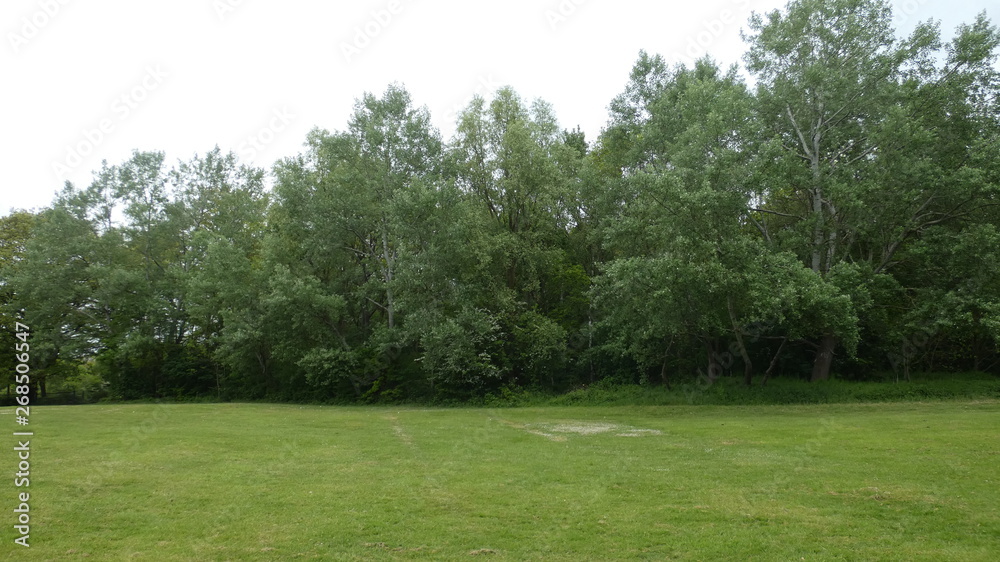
[3,0,996,216]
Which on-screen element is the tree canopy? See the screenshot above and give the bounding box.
[4,0,999,402]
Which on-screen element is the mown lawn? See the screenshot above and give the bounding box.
[3,400,999,560]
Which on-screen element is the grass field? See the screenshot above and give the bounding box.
[3,400,999,560]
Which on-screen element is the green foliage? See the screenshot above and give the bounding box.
[541,373,1000,407]
[0,210,36,389]
[415,306,501,386]
[6,2,1000,402]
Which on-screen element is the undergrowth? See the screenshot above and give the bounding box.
[480,372,1000,408]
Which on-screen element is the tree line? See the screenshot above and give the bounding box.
[3,0,999,402]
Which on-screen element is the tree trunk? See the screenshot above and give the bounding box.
[810,333,837,382]
[659,354,671,390]
[727,297,752,386]
[588,311,595,384]
[761,337,787,386]
[659,337,673,390]
[380,225,395,330]
[811,185,825,273]
[972,309,982,372]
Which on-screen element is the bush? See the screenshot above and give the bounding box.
[528,372,1000,407]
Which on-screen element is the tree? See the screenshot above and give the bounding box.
[443,87,578,389]
[592,56,842,386]
[12,149,268,399]
[268,84,444,398]
[743,0,1000,380]
[177,148,269,398]
[0,211,37,397]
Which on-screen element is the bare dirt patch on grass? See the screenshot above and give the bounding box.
[496,418,662,440]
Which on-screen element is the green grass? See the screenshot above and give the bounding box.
[4,400,999,560]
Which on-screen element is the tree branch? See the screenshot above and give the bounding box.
[751,208,804,220]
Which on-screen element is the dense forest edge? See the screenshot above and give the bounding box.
[2,0,1000,406]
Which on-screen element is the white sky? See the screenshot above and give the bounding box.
[2,0,996,215]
